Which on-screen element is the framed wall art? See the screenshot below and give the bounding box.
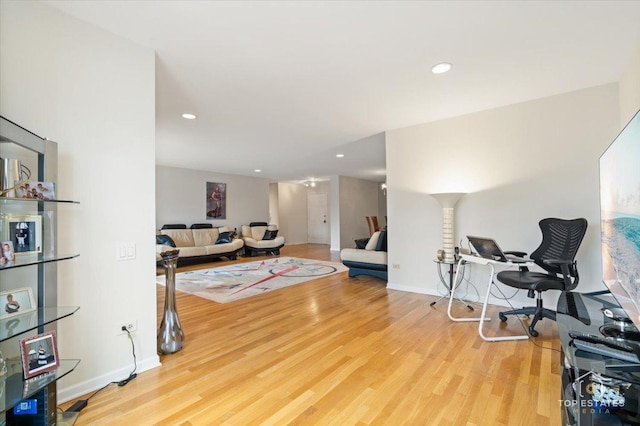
[20,330,60,379]
[4,214,42,255]
[206,182,227,219]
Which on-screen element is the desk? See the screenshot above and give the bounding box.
[448,254,529,342]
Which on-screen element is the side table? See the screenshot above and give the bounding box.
[431,259,474,311]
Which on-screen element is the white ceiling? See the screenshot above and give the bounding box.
[46,1,640,184]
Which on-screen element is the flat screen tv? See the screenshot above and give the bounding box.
[600,109,640,333]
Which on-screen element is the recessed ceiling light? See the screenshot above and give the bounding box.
[254,169,261,173]
[336,154,344,158]
[431,62,452,74]
[182,113,196,120]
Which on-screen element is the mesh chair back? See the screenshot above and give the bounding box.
[530,218,587,278]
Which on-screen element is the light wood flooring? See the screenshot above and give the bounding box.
[63,244,561,425]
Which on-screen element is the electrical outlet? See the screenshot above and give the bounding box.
[118,320,137,335]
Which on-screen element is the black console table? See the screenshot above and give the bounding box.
[557,291,640,425]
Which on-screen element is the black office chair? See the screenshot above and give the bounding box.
[497,218,588,337]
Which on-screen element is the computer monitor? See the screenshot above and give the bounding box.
[599,109,640,335]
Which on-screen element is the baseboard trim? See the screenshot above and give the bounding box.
[58,355,161,403]
[386,283,517,308]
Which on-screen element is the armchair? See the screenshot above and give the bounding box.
[496,218,588,337]
[241,222,285,256]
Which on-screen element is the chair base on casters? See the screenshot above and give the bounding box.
[498,298,557,337]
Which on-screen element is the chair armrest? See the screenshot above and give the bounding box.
[504,250,527,257]
[543,259,578,289]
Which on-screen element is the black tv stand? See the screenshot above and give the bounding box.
[600,325,640,342]
[558,292,640,425]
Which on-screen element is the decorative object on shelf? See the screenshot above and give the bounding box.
[0,240,16,268]
[0,349,7,377]
[4,214,42,255]
[430,192,467,263]
[206,181,226,219]
[19,330,60,379]
[157,249,184,354]
[0,287,36,319]
[14,181,55,200]
[0,157,31,198]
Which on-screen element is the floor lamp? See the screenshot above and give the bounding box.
[431,192,466,263]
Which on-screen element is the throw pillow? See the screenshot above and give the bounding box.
[263,229,278,240]
[156,235,176,247]
[215,231,231,244]
[365,231,380,250]
[375,229,387,251]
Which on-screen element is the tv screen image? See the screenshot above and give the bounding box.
[600,110,640,330]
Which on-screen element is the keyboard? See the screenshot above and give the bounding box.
[569,331,640,363]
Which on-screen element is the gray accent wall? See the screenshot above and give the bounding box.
[156,165,270,232]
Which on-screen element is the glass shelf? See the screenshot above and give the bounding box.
[0,197,79,204]
[0,359,80,413]
[0,307,79,343]
[0,253,79,271]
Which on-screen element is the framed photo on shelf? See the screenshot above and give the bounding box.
[4,214,42,255]
[15,181,55,200]
[0,287,36,319]
[0,240,16,268]
[20,330,60,379]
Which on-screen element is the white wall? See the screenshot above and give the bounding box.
[0,0,159,402]
[338,176,381,249]
[156,165,270,232]
[377,184,388,228]
[276,182,308,244]
[269,182,279,226]
[386,84,620,310]
[620,44,640,126]
[330,175,341,251]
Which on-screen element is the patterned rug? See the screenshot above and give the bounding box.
[156,257,348,303]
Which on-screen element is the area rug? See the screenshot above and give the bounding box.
[156,257,348,304]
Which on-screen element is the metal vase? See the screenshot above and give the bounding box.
[157,249,184,354]
[0,157,31,197]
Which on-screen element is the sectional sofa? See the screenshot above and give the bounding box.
[340,228,388,280]
[156,224,244,265]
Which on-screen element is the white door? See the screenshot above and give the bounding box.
[308,192,329,244]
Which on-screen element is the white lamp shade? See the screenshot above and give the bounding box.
[430,192,466,209]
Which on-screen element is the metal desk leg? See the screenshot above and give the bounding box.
[431,262,473,310]
[477,263,528,342]
[447,258,490,322]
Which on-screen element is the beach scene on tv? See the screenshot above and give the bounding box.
[600,112,640,315]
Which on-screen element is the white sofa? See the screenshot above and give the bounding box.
[340,229,388,280]
[156,225,244,264]
[241,222,285,256]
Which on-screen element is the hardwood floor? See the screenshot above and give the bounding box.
[65,244,561,425]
